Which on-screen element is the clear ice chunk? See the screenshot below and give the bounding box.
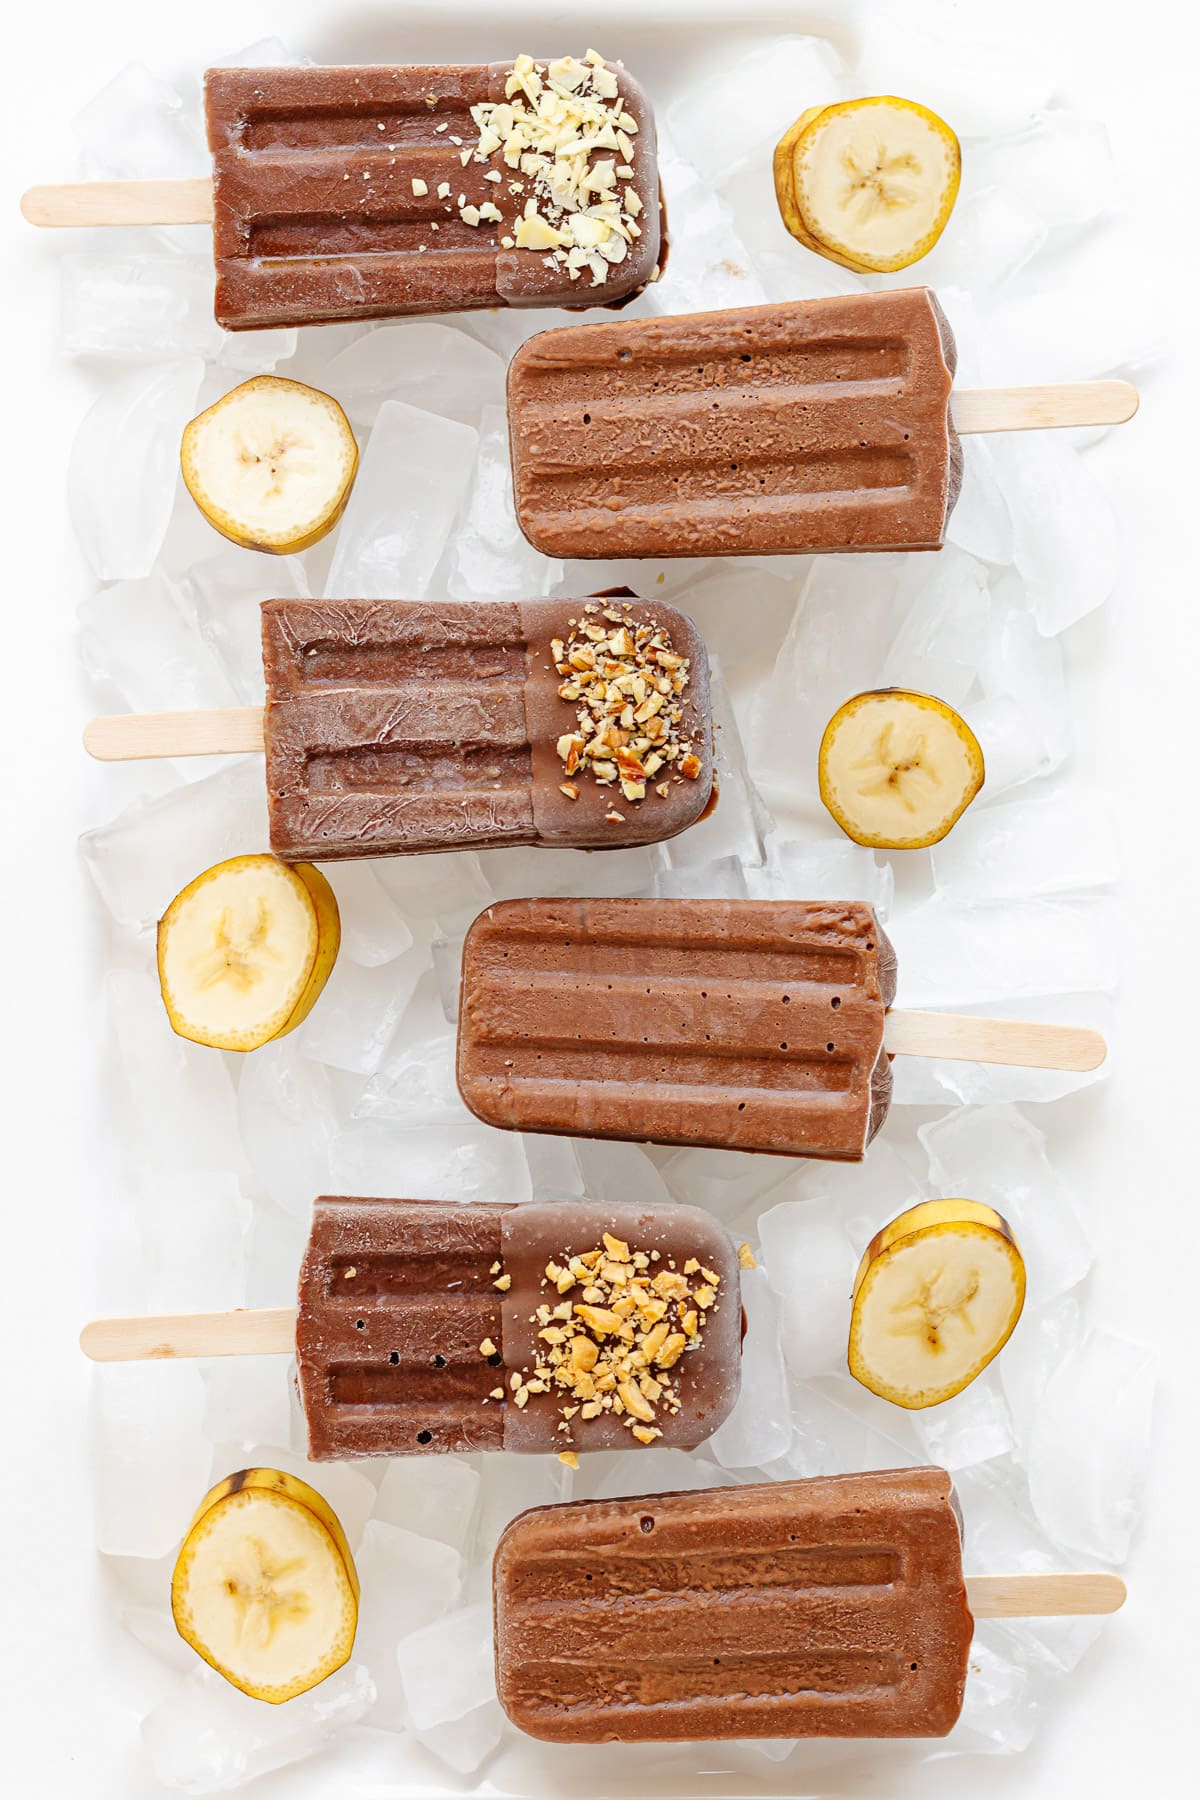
[331,1121,532,1207]
[643,140,769,315]
[81,759,270,932]
[353,1522,464,1727]
[891,894,1117,1006]
[94,1363,210,1558]
[60,254,297,370]
[1026,1328,1156,1562]
[745,837,895,916]
[142,1663,374,1794]
[237,1037,339,1219]
[106,967,246,1175]
[970,111,1117,232]
[374,1457,481,1555]
[708,1268,793,1469]
[992,436,1119,635]
[298,923,433,1076]
[412,1702,505,1776]
[945,439,1016,567]
[881,547,992,708]
[920,1105,1094,1306]
[931,787,1118,900]
[913,1374,1015,1473]
[323,863,414,968]
[136,1169,249,1313]
[74,62,204,179]
[79,569,241,717]
[662,661,773,870]
[202,1356,294,1452]
[395,1602,496,1731]
[665,37,845,185]
[68,359,205,581]
[322,323,504,430]
[354,1025,462,1126]
[323,401,477,601]
[446,404,564,603]
[178,545,308,705]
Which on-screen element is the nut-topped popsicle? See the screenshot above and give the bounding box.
[23,54,664,328]
[84,596,715,859]
[81,1196,744,1462]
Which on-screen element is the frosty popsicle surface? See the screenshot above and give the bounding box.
[457,898,897,1160]
[507,287,963,557]
[493,1466,973,1741]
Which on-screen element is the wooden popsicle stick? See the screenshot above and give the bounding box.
[83,706,265,761]
[20,177,214,227]
[967,1572,1126,1618]
[951,379,1138,433]
[80,1306,296,1362]
[885,1009,1106,1073]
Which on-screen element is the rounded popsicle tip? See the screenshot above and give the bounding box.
[82,716,119,761]
[20,185,56,225]
[78,1319,106,1360]
[1110,378,1140,422]
[1073,1027,1108,1072]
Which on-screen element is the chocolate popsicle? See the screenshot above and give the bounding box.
[458,898,896,1160]
[205,55,663,329]
[262,596,712,860]
[506,287,962,557]
[297,1196,741,1460]
[494,1466,973,1741]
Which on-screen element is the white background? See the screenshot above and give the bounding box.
[2,0,1196,1793]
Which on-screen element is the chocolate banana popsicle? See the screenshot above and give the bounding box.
[507,287,962,557]
[458,898,895,1160]
[205,54,662,329]
[262,596,712,860]
[297,1197,741,1459]
[494,1467,973,1742]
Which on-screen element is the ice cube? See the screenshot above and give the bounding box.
[61,254,221,361]
[983,276,1154,389]
[142,1663,374,1793]
[745,837,895,916]
[94,1363,211,1558]
[106,967,246,1175]
[1026,1328,1155,1562]
[949,1630,1039,1755]
[374,1457,481,1555]
[572,1138,675,1209]
[643,141,769,315]
[395,1602,496,1730]
[446,403,564,602]
[585,1449,734,1503]
[892,894,1117,1006]
[920,1106,1094,1306]
[971,111,1116,232]
[372,849,495,938]
[854,11,1055,138]
[478,842,657,901]
[914,1374,1015,1472]
[945,439,1016,567]
[757,1194,859,1381]
[519,1134,587,1202]
[919,184,1047,297]
[237,1037,339,1219]
[412,1702,505,1776]
[666,37,845,185]
[881,547,992,708]
[82,759,269,932]
[331,1120,532,1207]
[322,322,505,430]
[202,1356,295,1452]
[179,545,308,705]
[68,359,205,581]
[782,1376,924,1478]
[136,1169,249,1313]
[991,436,1118,635]
[354,1026,461,1125]
[323,401,477,600]
[298,922,434,1075]
[973,600,1070,795]
[74,62,205,179]
[79,569,240,717]
[708,1268,793,1469]
[353,1522,464,1727]
[932,786,1117,900]
[996,1294,1084,1461]
[322,864,414,968]
[662,661,773,870]
[654,855,748,900]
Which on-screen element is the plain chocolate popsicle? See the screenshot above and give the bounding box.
[205,58,663,329]
[506,287,962,558]
[262,597,713,860]
[296,1196,741,1460]
[494,1466,972,1742]
[457,898,896,1160]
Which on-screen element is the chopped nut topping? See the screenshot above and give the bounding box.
[737,1241,758,1269]
[463,53,643,287]
[411,177,429,196]
[500,1233,722,1448]
[558,1449,580,1470]
[493,1273,512,1292]
[479,1337,497,1357]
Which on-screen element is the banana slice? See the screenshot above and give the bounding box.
[172,1468,359,1703]
[157,854,340,1052]
[774,97,960,272]
[181,375,358,553]
[848,1200,1026,1409]
[818,688,984,850]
